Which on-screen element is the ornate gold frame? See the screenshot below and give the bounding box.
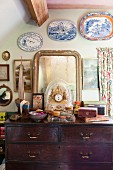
[33,50,82,101]
[0,84,13,106]
[13,59,32,92]
[2,51,10,61]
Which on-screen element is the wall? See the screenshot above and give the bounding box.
[0,0,113,111]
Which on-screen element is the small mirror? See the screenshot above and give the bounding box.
[0,84,13,106]
[33,50,82,102]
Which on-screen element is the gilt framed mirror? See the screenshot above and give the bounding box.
[0,84,13,106]
[33,50,82,104]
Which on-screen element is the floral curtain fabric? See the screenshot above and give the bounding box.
[97,48,113,116]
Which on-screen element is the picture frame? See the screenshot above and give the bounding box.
[0,64,9,81]
[14,59,32,92]
[2,51,10,61]
[32,93,44,110]
[82,58,99,89]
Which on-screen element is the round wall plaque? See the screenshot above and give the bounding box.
[2,51,10,61]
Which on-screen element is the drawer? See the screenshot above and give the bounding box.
[7,144,112,162]
[6,163,69,170]
[7,144,63,161]
[6,126,58,142]
[6,162,112,170]
[61,126,113,143]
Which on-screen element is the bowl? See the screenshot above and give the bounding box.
[29,111,47,122]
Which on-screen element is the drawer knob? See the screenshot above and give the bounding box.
[80,132,93,140]
[80,152,92,159]
[27,132,40,139]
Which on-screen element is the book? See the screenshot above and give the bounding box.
[85,115,109,123]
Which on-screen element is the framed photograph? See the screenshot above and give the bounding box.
[14,59,32,92]
[82,58,99,89]
[32,93,44,110]
[0,64,9,81]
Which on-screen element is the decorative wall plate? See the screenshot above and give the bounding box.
[2,51,10,61]
[48,20,77,41]
[17,32,43,51]
[79,12,113,40]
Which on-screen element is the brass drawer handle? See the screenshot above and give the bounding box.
[27,151,40,158]
[29,155,36,158]
[80,152,92,159]
[80,132,93,140]
[27,132,40,139]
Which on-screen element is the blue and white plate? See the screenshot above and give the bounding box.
[17,32,43,51]
[48,20,77,41]
[79,12,113,40]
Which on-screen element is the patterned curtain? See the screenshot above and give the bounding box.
[97,48,113,117]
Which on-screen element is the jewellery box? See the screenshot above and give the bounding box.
[78,107,98,118]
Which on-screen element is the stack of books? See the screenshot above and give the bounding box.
[85,115,110,123]
[0,127,5,139]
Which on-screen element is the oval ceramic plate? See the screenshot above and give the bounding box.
[48,20,77,41]
[79,12,113,40]
[17,32,43,51]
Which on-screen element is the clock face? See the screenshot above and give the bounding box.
[17,32,43,51]
[54,94,63,102]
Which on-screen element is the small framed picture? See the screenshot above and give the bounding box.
[2,51,10,61]
[32,93,44,110]
[0,64,9,81]
[82,58,99,89]
[14,59,32,92]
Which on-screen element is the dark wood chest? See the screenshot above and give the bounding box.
[5,118,113,170]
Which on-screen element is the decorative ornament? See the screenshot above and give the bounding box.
[17,32,43,51]
[48,20,77,41]
[2,51,10,61]
[45,79,72,111]
[79,12,113,40]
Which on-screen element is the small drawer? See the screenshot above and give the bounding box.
[61,126,113,143]
[6,126,58,142]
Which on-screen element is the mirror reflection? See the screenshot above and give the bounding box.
[39,55,76,94]
[0,84,13,106]
[33,50,82,102]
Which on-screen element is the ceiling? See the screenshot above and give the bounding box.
[47,0,113,9]
[24,0,113,26]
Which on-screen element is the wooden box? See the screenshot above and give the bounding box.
[78,107,97,118]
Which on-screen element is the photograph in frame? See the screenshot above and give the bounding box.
[14,59,32,92]
[0,64,9,81]
[82,58,99,89]
[32,93,44,110]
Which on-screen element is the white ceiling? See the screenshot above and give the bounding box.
[47,0,113,9]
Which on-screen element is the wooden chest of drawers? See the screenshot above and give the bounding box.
[5,118,113,170]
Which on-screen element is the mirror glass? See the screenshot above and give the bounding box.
[33,50,82,102]
[0,84,13,106]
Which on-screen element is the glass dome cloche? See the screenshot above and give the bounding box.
[45,79,72,111]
